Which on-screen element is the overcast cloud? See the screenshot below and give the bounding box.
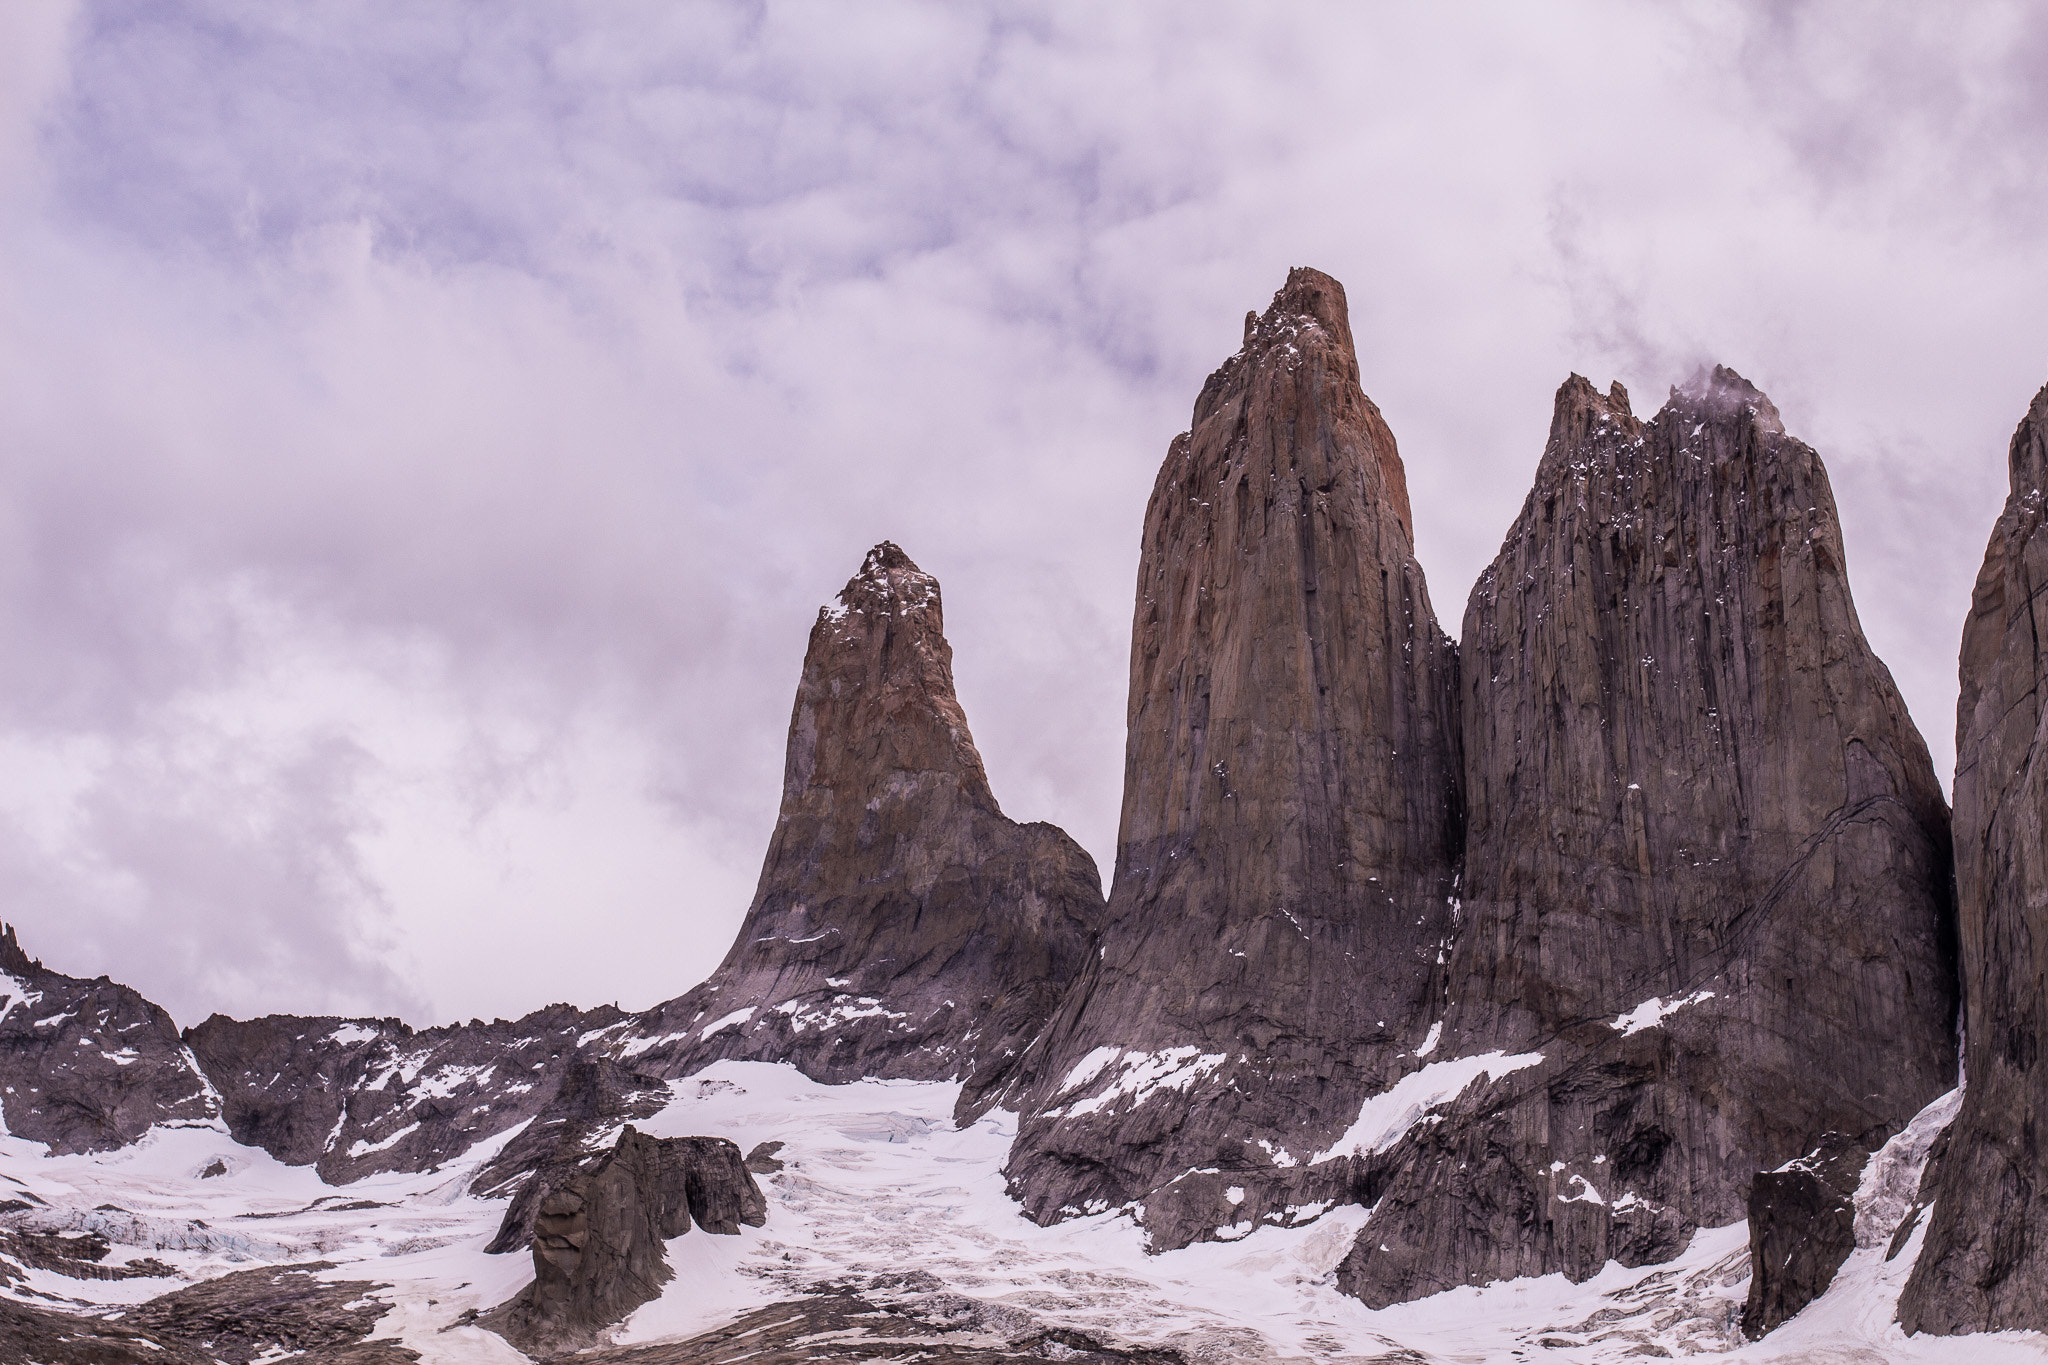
[0,1,2042,1028]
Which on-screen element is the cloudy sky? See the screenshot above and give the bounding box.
[0,1,2042,1029]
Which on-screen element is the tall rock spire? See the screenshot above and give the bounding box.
[1336,368,1959,1305]
[1900,381,2048,1335]
[619,542,1105,1094]
[999,268,1465,1247]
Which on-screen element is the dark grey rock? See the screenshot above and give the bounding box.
[185,999,632,1183]
[1900,379,2048,1336]
[745,1140,786,1173]
[998,268,1465,1250]
[0,924,217,1153]
[1337,370,1958,1306]
[615,543,1105,1101]
[474,1056,673,1253]
[484,1125,765,1355]
[1741,1133,1869,1338]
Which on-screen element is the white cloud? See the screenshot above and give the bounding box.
[0,0,2041,1024]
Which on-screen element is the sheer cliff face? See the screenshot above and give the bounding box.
[1002,268,1464,1249]
[620,542,1105,1093]
[1901,382,2048,1336]
[1336,370,1959,1306]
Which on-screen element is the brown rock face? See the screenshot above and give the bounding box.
[1900,380,2048,1335]
[619,543,1105,1097]
[999,268,1464,1249]
[1335,370,1958,1305]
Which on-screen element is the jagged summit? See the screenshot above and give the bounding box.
[0,921,37,976]
[1337,367,1957,1306]
[789,540,993,812]
[1673,362,1787,434]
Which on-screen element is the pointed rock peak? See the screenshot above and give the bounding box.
[2007,378,2048,494]
[1545,373,1642,461]
[1273,265,1355,353]
[1243,265,1357,360]
[829,540,939,624]
[796,541,987,806]
[0,922,36,976]
[1671,363,1786,436]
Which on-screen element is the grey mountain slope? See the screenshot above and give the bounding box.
[1334,370,1959,1307]
[997,268,1465,1251]
[1899,379,2048,1336]
[0,924,217,1153]
[185,1001,633,1184]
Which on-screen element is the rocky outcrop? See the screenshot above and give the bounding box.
[1741,1134,1869,1338]
[124,1263,416,1364]
[186,1000,633,1183]
[0,923,218,1152]
[1000,268,1465,1249]
[484,1126,765,1355]
[614,543,1105,1099]
[1900,380,2048,1336]
[0,1260,419,1365]
[475,1057,674,1253]
[1334,370,1959,1305]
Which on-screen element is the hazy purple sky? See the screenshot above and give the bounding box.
[1,2,2043,1029]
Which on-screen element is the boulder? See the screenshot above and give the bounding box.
[1741,1133,1869,1338]
[484,1125,765,1355]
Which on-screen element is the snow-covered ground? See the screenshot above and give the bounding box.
[2,1062,2041,1363]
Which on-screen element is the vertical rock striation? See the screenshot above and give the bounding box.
[1337,369,1958,1306]
[620,543,1105,1097]
[1000,268,1465,1249]
[1900,380,2048,1335]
